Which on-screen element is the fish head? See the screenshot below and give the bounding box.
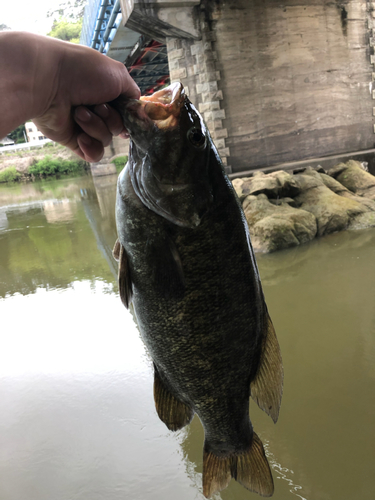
[113,82,215,228]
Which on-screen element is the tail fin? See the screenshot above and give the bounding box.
[202,432,273,498]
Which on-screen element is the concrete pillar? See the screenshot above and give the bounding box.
[91,136,130,177]
[167,8,231,172]
[117,0,232,172]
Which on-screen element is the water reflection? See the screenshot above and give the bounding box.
[43,198,76,223]
[0,175,118,298]
[0,174,374,500]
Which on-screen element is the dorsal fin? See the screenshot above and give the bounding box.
[113,239,133,309]
[250,314,283,423]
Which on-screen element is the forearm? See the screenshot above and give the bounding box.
[0,32,61,137]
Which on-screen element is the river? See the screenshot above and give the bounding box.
[0,173,374,500]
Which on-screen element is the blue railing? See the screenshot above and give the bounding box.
[80,0,122,54]
[80,0,101,47]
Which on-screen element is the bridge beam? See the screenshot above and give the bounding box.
[119,0,201,41]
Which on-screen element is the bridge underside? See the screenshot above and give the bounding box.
[80,0,170,95]
[82,0,375,174]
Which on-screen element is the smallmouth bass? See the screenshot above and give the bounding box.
[112,83,283,497]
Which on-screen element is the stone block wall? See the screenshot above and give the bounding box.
[167,7,231,172]
[207,0,374,173]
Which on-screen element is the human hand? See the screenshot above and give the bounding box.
[0,32,139,162]
[32,35,139,162]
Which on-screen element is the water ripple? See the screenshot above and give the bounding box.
[264,441,307,500]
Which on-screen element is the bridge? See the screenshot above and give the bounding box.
[80,0,170,96]
[81,0,375,176]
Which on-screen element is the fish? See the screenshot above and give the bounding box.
[111,82,283,498]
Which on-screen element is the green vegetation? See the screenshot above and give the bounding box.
[111,156,128,172]
[48,18,82,43]
[47,0,86,44]
[9,124,26,144]
[29,156,87,178]
[0,144,89,184]
[0,167,21,183]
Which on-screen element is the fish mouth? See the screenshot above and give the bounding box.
[112,82,186,132]
[140,82,185,129]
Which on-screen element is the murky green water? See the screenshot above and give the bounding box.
[0,174,374,500]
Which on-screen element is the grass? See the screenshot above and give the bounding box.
[111,155,128,172]
[0,167,21,183]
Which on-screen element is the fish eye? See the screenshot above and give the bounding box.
[187,127,206,149]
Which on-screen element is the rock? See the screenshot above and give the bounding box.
[328,160,375,199]
[232,161,375,254]
[243,193,317,253]
[294,168,375,236]
[320,172,375,212]
[231,177,252,201]
[269,197,298,208]
[231,170,301,201]
[293,165,327,175]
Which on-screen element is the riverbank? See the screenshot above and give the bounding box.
[0,142,88,182]
[0,143,129,183]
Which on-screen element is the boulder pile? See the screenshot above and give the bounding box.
[232,160,375,253]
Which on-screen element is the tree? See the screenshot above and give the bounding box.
[47,0,85,44]
[9,124,26,144]
[48,18,82,44]
[47,0,87,22]
[0,24,11,31]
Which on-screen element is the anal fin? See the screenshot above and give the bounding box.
[251,313,283,423]
[154,366,194,431]
[203,432,273,498]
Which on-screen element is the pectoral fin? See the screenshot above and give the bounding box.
[154,365,194,431]
[112,239,121,261]
[250,313,283,423]
[113,239,133,309]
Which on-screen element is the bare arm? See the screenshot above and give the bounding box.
[0,32,140,162]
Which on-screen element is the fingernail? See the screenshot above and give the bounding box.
[75,107,91,122]
[119,131,130,139]
[94,104,109,119]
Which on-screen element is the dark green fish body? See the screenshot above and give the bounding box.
[113,84,283,497]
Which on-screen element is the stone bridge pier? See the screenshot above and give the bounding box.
[95,0,375,176]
